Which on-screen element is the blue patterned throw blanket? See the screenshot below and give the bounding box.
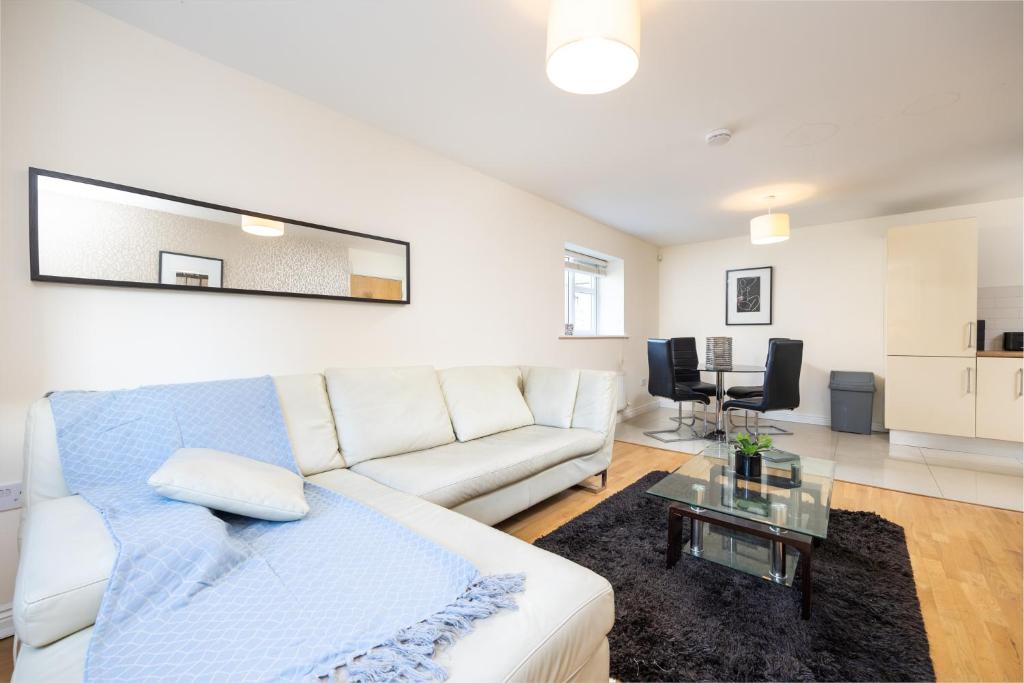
[50,376,523,682]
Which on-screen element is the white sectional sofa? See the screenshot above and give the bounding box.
[12,365,618,682]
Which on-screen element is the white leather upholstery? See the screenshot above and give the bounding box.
[23,399,69,508]
[571,370,619,434]
[452,449,612,527]
[274,373,344,474]
[350,426,604,508]
[13,495,114,647]
[325,366,455,465]
[522,366,581,428]
[439,366,535,441]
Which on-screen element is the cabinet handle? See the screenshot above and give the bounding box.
[967,322,974,349]
[966,367,973,394]
[1018,368,1023,398]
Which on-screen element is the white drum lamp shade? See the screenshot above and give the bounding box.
[750,212,790,245]
[241,215,285,237]
[546,0,641,95]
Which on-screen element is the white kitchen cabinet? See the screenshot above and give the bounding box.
[886,219,977,357]
[885,356,977,437]
[975,356,1024,443]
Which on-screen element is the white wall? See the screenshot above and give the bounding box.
[0,1,659,606]
[659,198,1023,426]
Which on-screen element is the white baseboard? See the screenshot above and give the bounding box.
[0,602,12,639]
[655,399,885,433]
[618,399,661,422]
[889,430,1024,459]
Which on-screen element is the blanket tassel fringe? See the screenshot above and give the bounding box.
[340,573,526,683]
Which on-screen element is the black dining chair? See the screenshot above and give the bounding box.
[726,337,793,435]
[645,339,711,442]
[723,340,803,441]
[670,337,716,426]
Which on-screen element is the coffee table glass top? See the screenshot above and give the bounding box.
[646,443,836,538]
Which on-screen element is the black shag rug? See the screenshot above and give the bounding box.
[535,471,935,682]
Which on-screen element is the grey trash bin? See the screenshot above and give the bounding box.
[829,371,876,434]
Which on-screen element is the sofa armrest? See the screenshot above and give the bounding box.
[13,495,114,647]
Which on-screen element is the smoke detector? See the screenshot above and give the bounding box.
[705,128,732,146]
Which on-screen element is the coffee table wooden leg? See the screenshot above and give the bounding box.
[799,549,812,619]
[667,506,683,568]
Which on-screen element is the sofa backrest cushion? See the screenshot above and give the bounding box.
[274,373,345,475]
[439,366,535,442]
[324,366,455,465]
[571,370,619,434]
[521,367,581,429]
[22,374,342,509]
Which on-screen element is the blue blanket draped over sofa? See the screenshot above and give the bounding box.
[49,376,523,682]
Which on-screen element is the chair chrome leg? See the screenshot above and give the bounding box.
[576,469,608,493]
[645,402,706,442]
[752,421,794,436]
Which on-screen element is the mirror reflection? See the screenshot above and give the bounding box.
[31,170,410,303]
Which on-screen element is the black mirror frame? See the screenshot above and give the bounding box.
[28,167,411,305]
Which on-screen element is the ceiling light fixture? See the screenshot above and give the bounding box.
[546,0,640,95]
[241,215,285,237]
[750,196,790,245]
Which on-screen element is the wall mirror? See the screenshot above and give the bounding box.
[29,168,410,303]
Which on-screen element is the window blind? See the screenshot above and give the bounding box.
[564,249,608,276]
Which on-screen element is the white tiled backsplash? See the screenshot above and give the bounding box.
[979,285,1023,350]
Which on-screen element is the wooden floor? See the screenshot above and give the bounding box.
[2,440,1020,682]
[497,440,1024,683]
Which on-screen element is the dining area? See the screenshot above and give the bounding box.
[642,336,805,443]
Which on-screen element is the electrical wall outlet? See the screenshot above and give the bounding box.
[0,482,23,512]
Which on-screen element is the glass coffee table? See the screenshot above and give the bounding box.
[646,442,835,618]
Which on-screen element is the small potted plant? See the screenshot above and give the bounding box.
[734,432,772,479]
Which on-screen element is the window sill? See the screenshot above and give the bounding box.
[559,335,629,340]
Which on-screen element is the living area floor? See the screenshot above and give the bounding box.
[2,441,1020,683]
[617,407,1024,512]
[498,440,1024,683]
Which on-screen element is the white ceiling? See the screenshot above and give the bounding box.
[86,0,1023,246]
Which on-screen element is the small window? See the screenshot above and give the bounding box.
[564,246,622,337]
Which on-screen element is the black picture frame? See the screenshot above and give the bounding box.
[28,167,411,304]
[158,251,224,289]
[725,266,773,325]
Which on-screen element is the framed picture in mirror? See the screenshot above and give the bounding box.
[29,168,410,304]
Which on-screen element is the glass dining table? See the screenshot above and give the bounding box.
[696,363,765,440]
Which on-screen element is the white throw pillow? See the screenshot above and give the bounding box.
[522,366,581,428]
[325,366,456,465]
[439,366,535,442]
[148,448,309,521]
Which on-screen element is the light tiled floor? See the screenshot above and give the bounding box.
[618,407,1024,511]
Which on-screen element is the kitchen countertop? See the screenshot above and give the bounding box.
[977,350,1024,358]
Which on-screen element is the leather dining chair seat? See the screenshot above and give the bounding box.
[725,385,763,399]
[682,380,717,396]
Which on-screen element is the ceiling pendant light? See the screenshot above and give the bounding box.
[546,0,641,95]
[750,196,790,245]
[241,215,285,237]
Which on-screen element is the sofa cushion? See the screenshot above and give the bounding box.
[522,366,581,428]
[148,448,310,521]
[325,366,455,465]
[13,495,115,648]
[350,425,605,508]
[571,370,619,434]
[439,366,534,441]
[274,374,344,474]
